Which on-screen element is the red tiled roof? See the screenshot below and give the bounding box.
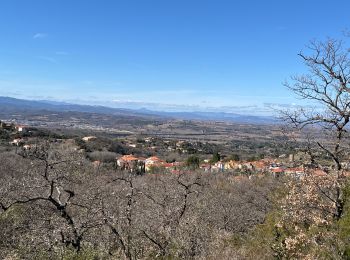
[118,155,139,161]
[146,156,163,161]
[163,163,175,168]
[271,168,284,173]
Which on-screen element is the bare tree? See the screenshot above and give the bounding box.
[282,37,350,220]
[275,37,350,258]
[0,142,103,257]
[100,173,144,260]
[139,173,205,258]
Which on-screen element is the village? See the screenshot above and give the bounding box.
[0,119,337,180]
[113,151,331,179]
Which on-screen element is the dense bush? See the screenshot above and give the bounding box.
[185,155,200,169]
[0,129,10,140]
[87,150,118,162]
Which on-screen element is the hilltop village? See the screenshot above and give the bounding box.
[0,119,337,179]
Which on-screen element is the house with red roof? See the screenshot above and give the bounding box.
[145,156,166,172]
[117,155,145,173]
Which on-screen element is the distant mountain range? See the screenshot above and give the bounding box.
[0,96,277,124]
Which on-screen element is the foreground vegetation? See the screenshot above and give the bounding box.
[0,140,278,259]
[1,137,350,259]
[2,36,350,259]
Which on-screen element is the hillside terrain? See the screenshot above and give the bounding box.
[0,96,276,124]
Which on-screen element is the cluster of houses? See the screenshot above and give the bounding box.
[8,138,37,150]
[0,121,34,147]
[116,154,183,173]
[113,153,338,179]
[199,159,298,175]
[0,121,29,133]
[114,154,297,176]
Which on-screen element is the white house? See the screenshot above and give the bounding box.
[15,125,28,133]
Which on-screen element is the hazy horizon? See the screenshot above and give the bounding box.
[0,95,281,117]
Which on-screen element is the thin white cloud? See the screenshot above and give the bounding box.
[55,51,69,55]
[37,56,57,64]
[33,33,48,39]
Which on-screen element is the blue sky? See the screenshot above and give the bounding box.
[0,0,349,114]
